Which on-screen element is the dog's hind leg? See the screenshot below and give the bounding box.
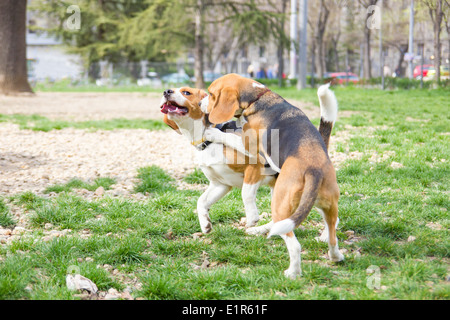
[197,182,231,233]
[268,172,304,278]
[281,232,302,279]
[318,199,344,262]
[316,208,339,243]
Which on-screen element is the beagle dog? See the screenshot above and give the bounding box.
[201,74,343,279]
[160,87,277,234]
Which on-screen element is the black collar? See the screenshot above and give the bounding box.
[195,140,212,151]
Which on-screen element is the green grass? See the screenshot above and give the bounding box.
[134,165,177,194]
[0,198,16,228]
[44,177,116,194]
[0,87,449,300]
[33,79,163,93]
[183,168,209,185]
[0,114,166,132]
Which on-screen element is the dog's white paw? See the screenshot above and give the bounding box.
[329,248,345,262]
[246,225,269,236]
[284,268,302,279]
[198,214,212,234]
[246,216,259,228]
[318,229,329,243]
[246,220,273,236]
[204,127,225,143]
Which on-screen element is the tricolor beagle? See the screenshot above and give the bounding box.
[160,87,277,234]
[201,74,343,279]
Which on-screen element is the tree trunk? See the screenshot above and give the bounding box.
[432,0,443,84]
[0,0,33,94]
[396,47,407,77]
[332,38,340,72]
[363,27,372,79]
[316,33,325,78]
[359,0,378,79]
[194,0,205,89]
[277,0,288,87]
[447,17,450,71]
[310,40,316,87]
[315,0,330,79]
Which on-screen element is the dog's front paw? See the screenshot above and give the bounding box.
[204,127,225,143]
[328,246,345,262]
[198,212,212,234]
[284,268,302,279]
[246,216,259,228]
[201,222,212,234]
[317,229,329,243]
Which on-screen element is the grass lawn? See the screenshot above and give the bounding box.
[0,114,166,132]
[0,86,448,300]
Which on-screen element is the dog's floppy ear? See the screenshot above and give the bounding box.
[163,114,181,134]
[208,87,239,124]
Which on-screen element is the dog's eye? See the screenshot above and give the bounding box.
[182,91,191,96]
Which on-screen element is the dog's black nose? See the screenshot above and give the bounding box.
[164,89,174,98]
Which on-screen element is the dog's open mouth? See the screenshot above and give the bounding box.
[160,101,189,116]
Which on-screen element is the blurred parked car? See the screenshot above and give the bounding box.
[413,64,433,80]
[423,65,450,81]
[161,73,191,84]
[326,72,359,84]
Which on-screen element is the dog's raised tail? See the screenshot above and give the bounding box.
[268,169,323,238]
[317,83,338,151]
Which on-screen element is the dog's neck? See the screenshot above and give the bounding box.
[170,116,206,147]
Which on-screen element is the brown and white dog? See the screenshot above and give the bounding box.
[160,87,277,234]
[201,74,343,278]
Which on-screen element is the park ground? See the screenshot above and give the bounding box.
[0,85,448,300]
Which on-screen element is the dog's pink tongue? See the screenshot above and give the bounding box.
[160,103,173,114]
[160,103,187,115]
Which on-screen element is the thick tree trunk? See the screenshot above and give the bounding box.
[396,49,406,77]
[0,0,33,94]
[194,0,205,89]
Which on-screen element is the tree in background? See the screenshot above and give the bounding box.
[0,0,33,94]
[444,1,450,71]
[358,0,379,79]
[310,0,330,79]
[274,0,290,87]
[421,0,445,84]
[326,0,348,73]
[384,1,411,78]
[31,0,153,80]
[32,0,289,88]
